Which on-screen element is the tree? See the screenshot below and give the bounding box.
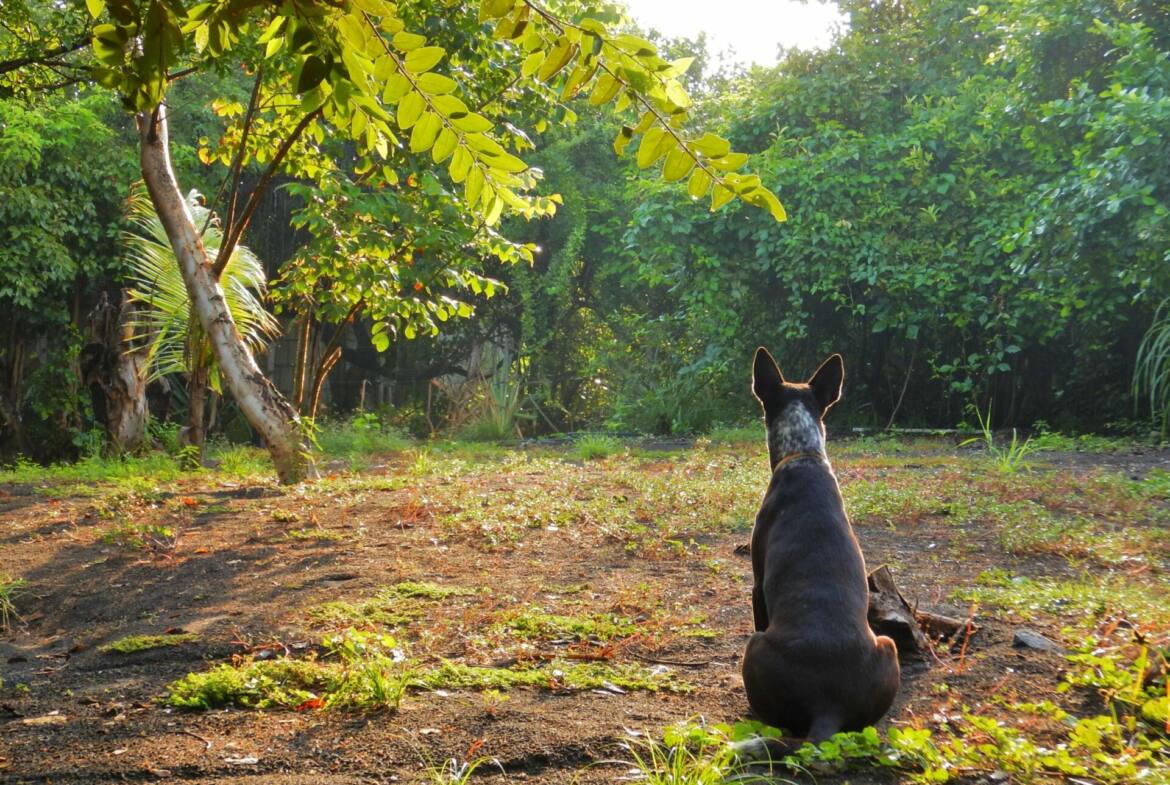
[52,0,784,481]
[0,95,131,456]
[124,187,280,456]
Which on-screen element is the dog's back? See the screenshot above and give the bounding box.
[743,349,899,742]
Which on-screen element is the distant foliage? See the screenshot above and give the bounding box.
[0,96,132,457]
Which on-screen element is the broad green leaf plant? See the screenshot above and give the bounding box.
[83,0,784,229]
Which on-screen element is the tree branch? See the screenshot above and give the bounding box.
[215,65,264,245]
[212,106,321,278]
[0,37,90,76]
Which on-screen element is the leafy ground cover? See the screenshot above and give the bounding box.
[1,434,1167,783]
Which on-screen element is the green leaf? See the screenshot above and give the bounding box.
[392,31,426,51]
[521,50,544,78]
[449,146,473,182]
[484,194,504,225]
[342,49,371,85]
[85,0,106,17]
[691,132,730,158]
[431,94,470,118]
[710,183,734,211]
[662,148,694,182]
[588,74,621,105]
[450,112,492,133]
[296,55,329,94]
[396,90,425,129]
[484,150,527,173]
[613,126,633,157]
[257,15,286,44]
[382,73,411,102]
[742,188,787,222]
[352,0,391,12]
[405,46,445,74]
[337,14,366,50]
[687,169,712,199]
[432,128,458,162]
[709,152,749,171]
[537,40,576,82]
[479,0,515,21]
[636,127,675,169]
[409,112,442,153]
[417,72,456,94]
[466,166,485,205]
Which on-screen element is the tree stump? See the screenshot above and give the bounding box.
[867,565,976,661]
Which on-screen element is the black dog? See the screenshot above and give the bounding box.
[742,348,899,743]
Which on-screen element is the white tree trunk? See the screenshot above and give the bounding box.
[136,106,316,484]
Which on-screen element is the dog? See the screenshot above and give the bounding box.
[741,348,900,746]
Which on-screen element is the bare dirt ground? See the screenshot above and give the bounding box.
[1,440,1168,784]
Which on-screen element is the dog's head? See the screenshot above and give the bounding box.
[751,348,843,469]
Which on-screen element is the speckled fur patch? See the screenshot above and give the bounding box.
[767,400,826,466]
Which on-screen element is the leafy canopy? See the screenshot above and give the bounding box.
[83,0,785,226]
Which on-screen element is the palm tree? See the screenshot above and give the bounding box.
[123,186,280,458]
[1135,299,1170,436]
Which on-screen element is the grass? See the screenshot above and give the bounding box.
[309,595,423,629]
[287,527,348,542]
[168,629,408,710]
[619,722,777,785]
[0,575,27,630]
[954,569,1170,627]
[207,444,272,479]
[315,416,411,461]
[390,580,475,599]
[572,433,623,460]
[960,406,1039,473]
[649,633,1170,785]
[100,632,200,653]
[167,629,684,711]
[414,659,686,693]
[307,582,474,629]
[494,606,638,642]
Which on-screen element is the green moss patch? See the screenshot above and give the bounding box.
[100,632,200,654]
[494,606,638,642]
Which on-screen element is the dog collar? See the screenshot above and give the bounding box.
[772,451,824,474]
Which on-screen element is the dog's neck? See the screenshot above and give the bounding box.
[767,401,827,472]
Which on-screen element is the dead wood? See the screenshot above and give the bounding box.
[867,565,976,661]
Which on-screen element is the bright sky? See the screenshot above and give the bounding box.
[621,0,845,66]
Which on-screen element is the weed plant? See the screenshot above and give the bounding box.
[316,414,411,460]
[207,443,272,479]
[649,637,1168,784]
[961,406,1038,473]
[0,576,27,630]
[573,433,622,460]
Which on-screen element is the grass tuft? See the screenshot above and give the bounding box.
[572,433,623,460]
[100,633,200,654]
[0,576,28,630]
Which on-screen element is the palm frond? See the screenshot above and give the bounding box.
[1134,299,1170,434]
[123,186,280,386]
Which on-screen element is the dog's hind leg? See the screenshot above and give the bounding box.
[751,582,768,632]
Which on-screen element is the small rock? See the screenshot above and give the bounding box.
[1012,629,1065,654]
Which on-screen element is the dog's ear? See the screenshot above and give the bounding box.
[808,354,844,413]
[752,347,785,411]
